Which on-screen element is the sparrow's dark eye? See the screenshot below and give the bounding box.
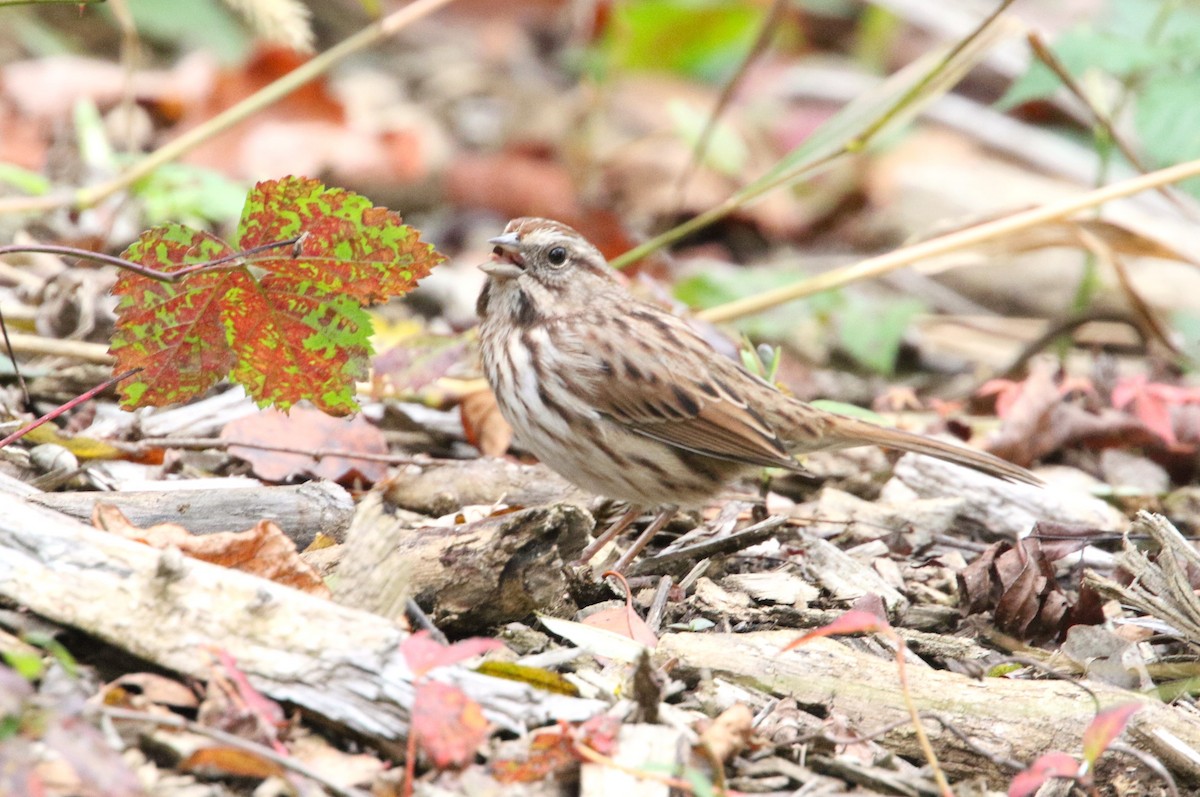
[547,246,568,266]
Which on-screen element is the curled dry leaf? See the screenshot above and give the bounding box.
[93,503,329,597]
[957,531,1103,642]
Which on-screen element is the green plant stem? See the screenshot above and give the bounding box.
[697,155,1200,324]
[610,0,1016,271]
[0,0,104,5]
[0,0,457,216]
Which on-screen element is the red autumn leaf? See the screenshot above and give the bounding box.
[220,406,389,484]
[1007,752,1080,797]
[399,630,506,678]
[411,681,491,770]
[780,609,890,652]
[1112,375,1200,447]
[1080,703,1141,766]
[110,176,443,415]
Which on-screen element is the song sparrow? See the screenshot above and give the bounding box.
[477,217,1037,569]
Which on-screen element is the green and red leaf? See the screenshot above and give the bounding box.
[110,177,444,414]
[236,176,439,304]
[109,224,239,407]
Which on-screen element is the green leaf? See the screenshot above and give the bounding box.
[132,164,247,228]
[2,651,44,681]
[110,176,444,414]
[836,296,924,375]
[605,0,760,81]
[0,163,51,196]
[1136,72,1200,168]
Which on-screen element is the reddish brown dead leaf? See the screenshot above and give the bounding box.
[492,727,580,784]
[93,504,329,597]
[492,715,621,784]
[399,630,506,678]
[983,358,1159,465]
[460,388,513,457]
[1112,375,1200,449]
[411,681,491,770]
[581,604,658,647]
[220,406,388,485]
[584,572,658,647]
[446,151,579,231]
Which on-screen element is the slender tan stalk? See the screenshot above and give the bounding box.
[697,156,1200,324]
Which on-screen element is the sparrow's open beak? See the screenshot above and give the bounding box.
[479,232,525,280]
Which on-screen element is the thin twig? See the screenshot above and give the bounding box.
[1026,32,1196,220]
[671,0,787,208]
[610,0,1018,271]
[0,368,141,449]
[0,236,301,282]
[132,435,423,465]
[0,305,30,408]
[629,515,789,576]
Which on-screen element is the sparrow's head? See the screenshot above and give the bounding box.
[476,217,619,322]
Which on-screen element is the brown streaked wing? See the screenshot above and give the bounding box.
[576,308,802,471]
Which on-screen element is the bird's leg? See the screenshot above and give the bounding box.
[611,506,677,573]
[575,504,645,565]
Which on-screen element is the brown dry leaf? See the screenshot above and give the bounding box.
[699,703,754,763]
[460,388,513,457]
[181,746,285,780]
[93,504,330,597]
[220,406,388,485]
[289,731,386,790]
[957,536,1101,642]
